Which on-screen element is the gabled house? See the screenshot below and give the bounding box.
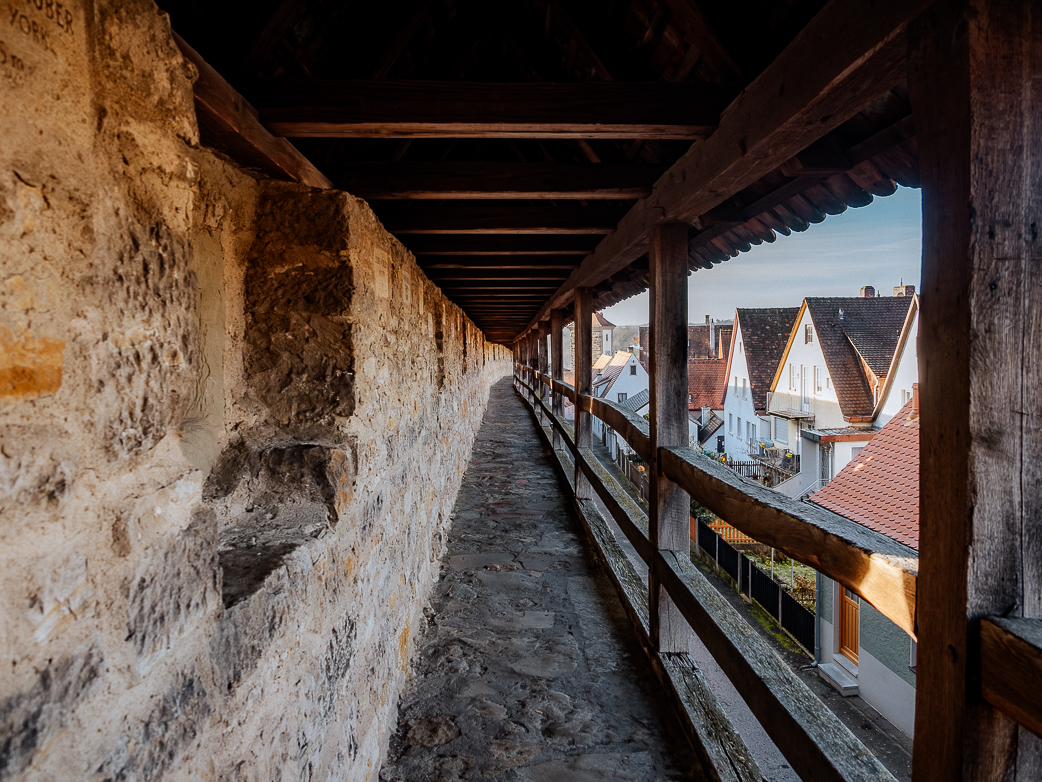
[638,317,732,369]
[722,307,801,460]
[767,289,917,497]
[589,351,648,457]
[808,390,921,737]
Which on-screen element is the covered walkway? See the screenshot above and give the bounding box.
[381,378,700,781]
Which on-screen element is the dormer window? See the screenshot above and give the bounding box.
[805,324,814,343]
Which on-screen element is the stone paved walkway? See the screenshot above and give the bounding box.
[381,378,702,782]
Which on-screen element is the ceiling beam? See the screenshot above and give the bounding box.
[522,0,931,335]
[173,33,332,190]
[259,80,730,138]
[418,255,582,268]
[329,162,665,199]
[374,205,623,234]
[405,235,595,255]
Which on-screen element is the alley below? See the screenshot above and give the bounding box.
[380,378,702,782]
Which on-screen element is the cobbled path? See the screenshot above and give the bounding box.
[381,378,702,782]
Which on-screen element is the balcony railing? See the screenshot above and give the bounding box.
[514,362,1042,782]
[516,364,915,782]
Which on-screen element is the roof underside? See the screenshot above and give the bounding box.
[162,0,923,344]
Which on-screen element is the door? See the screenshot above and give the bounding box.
[839,587,860,664]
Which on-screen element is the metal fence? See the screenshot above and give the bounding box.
[696,519,816,653]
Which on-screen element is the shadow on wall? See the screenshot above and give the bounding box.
[204,442,355,607]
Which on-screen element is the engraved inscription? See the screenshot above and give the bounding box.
[0,38,27,74]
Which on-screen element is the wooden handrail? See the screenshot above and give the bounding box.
[655,551,897,782]
[659,446,917,639]
[981,617,1042,739]
[515,373,898,781]
[583,395,651,462]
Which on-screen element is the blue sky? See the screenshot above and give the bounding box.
[601,185,923,325]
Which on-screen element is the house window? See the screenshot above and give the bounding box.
[805,324,814,344]
[618,392,628,403]
[789,364,795,390]
[629,364,637,375]
[742,378,747,399]
[775,418,787,443]
[737,417,742,437]
[729,414,733,434]
[851,446,864,460]
[815,366,822,393]
[734,376,738,396]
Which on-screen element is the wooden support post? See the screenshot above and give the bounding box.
[551,308,566,450]
[649,223,692,654]
[574,287,594,499]
[537,320,549,426]
[909,2,1042,780]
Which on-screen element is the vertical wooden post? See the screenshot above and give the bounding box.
[909,2,1042,780]
[537,320,549,425]
[551,308,565,450]
[574,288,594,499]
[649,223,692,653]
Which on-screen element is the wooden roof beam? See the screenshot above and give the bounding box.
[418,255,582,269]
[259,80,730,139]
[374,204,623,234]
[405,234,595,255]
[329,162,664,199]
[174,33,332,189]
[522,0,933,335]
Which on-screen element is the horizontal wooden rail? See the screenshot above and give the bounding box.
[980,617,1042,739]
[574,447,655,566]
[655,551,897,782]
[584,395,652,462]
[659,446,917,639]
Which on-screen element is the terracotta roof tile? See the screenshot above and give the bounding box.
[805,297,912,419]
[736,307,801,414]
[809,399,919,550]
[688,360,727,410]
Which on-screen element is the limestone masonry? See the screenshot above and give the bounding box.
[0,2,510,779]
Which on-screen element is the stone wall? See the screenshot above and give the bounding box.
[0,2,510,780]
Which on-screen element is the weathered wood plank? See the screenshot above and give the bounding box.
[910,2,1042,779]
[650,223,692,654]
[406,234,596,255]
[327,162,665,200]
[537,322,549,427]
[584,395,651,462]
[418,256,583,269]
[525,0,931,329]
[574,446,656,567]
[659,445,917,638]
[173,33,332,190]
[375,205,623,234]
[573,288,594,499]
[655,551,897,782]
[551,309,566,451]
[981,617,1042,740]
[259,80,730,138]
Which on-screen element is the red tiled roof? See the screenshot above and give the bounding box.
[688,360,727,410]
[809,399,919,550]
[593,312,616,328]
[805,297,912,419]
[736,307,800,415]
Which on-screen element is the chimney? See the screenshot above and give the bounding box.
[860,285,876,298]
[912,382,919,412]
[894,278,916,297]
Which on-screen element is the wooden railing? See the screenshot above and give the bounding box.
[514,364,910,782]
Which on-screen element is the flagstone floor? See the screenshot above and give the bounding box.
[380,377,702,782]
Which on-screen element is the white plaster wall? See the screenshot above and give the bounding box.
[877,309,919,427]
[724,319,759,458]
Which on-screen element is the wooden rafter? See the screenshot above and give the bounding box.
[405,234,595,255]
[259,80,729,139]
[375,204,622,234]
[329,162,665,199]
[523,0,932,333]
